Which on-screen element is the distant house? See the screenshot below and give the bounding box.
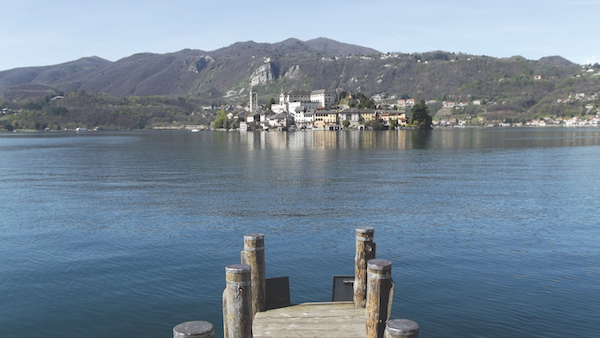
[380,111,407,126]
[246,112,260,123]
[293,107,314,129]
[313,110,339,129]
[260,111,276,124]
[270,112,294,130]
[534,75,545,80]
[359,109,378,122]
[372,94,384,102]
[338,109,361,128]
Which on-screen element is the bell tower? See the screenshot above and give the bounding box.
[249,90,258,112]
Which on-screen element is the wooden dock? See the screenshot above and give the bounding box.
[174,228,419,338]
[252,302,366,338]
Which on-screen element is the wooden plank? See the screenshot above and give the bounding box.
[253,302,366,338]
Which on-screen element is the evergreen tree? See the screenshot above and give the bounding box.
[409,100,433,129]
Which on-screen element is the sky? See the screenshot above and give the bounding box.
[2,0,599,71]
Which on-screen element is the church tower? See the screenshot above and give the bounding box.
[279,89,287,105]
[249,90,258,112]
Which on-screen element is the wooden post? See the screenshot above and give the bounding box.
[242,233,266,316]
[366,259,393,338]
[173,321,214,338]
[385,319,419,338]
[223,264,253,338]
[354,226,376,308]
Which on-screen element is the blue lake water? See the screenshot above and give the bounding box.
[1,128,599,337]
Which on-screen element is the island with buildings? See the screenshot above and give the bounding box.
[230,88,600,131]
[240,89,410,131]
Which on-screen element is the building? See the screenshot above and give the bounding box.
[359,109,378,122]
[380,111,407,127]
[338,109,361,128]
[249,91,258,112]
[271,89,335,114]
[269,112,295,130]
[313,110,339,129]
[293,107,315,129]
[310,89,336,108]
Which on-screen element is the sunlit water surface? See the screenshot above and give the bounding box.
[1,128,599,337]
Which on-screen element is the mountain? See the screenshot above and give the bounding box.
[537,56,576,68]
[0,38,381,99]
[0,56,110,88]
[0,38,598,118]
[304,37,380,56]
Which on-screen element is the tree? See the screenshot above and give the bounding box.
[213,110,227,129]
[2,121,14,131]
[342,120,350,128]
[268,98,276,110]
[365,118,385,130]
[409,100,432,129]
[354,93,376,109]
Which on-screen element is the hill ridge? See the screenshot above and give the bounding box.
[1,38,597,121]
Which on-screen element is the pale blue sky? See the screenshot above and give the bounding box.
[2,0,599,71]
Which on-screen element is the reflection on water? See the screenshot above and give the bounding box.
[235,128,600,150]
[1,128,600,338]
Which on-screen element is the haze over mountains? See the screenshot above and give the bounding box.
[0,37,597,116]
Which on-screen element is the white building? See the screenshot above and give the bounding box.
[289,101,319,115]
[292,107,314,129]
[272,89,335,113]
[310,89,335,108]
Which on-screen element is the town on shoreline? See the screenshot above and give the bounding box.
[2,87,599,132]
[207,89,600,132]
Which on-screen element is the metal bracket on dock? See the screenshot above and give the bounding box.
[332,275,355,302]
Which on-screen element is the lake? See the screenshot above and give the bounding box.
[1,128,599,337]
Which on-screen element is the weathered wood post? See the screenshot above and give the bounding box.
[223,264,253,338]
[366,259,393,338]
[385,319,419,338]
[241,233,265,316]
[354,226,376,308]
[173,321,214,338]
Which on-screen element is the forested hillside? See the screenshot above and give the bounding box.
[1,38,599,130]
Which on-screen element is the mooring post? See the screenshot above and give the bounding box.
[223,264,253,338]
[354,226,376,308]
[173,321,214,338]
[241,233,266,316]
[366,259,393,338]
[384,319,419,338]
